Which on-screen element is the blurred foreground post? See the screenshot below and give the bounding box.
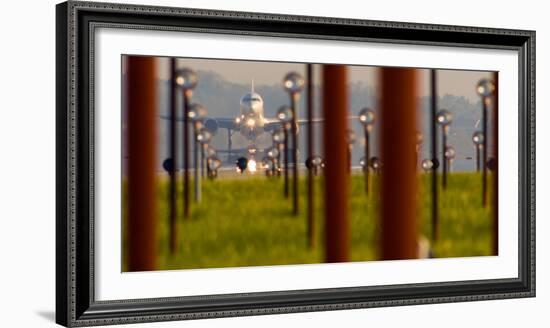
[380,67,418,260]
[430,70,439,242]
[126,56,157,271]
[492,72,499,255]
[169,58,177,254]
[306,64,315,249]
[323,65,349,262]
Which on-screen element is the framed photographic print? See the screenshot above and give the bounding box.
[56,1,535,326]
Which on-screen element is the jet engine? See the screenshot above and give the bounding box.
[203,118,219,135]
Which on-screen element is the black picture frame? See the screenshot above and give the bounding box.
[56,1,536,326]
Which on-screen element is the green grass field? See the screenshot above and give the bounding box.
[123,172,494,271]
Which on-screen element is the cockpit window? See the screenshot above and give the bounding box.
[241,94,263,103]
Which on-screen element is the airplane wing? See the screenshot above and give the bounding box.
[160,114,238,130]
[263,116,358,132]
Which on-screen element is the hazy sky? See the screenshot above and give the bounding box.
[150,57,493,102]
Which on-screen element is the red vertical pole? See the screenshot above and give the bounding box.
[306,64,315,249]
[380,67,418,260]
[169,58,177,254]
[430,70,439,242]
[323,65,349,262]
[492,72,499,255]
[126,56,158,271]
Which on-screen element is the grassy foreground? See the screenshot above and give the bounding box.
[123,173,494,271]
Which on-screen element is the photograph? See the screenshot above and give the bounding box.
[53,2,536,326]
[121,56,498,272]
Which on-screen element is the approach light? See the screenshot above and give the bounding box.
[472,131,484,146]
[436,109,453,126]
[476,78,495,98]
[272,129,285,144]
[282,72,305,95]
[359,157,368,171]
[248,159,257,173]
[421,159,433,172]
[197,128,212,144]
[188,103,206,122]
[205,144,217,158]
[277,106,293,124]
[358,107,375,128]
[444,146,456,160]
[262,156,275,173]
[175,68,198,90]
[311,156,324,169]
[207,156,222,171]
[265,147,279,159]
[306,155,324,175]
[370,156,381,172]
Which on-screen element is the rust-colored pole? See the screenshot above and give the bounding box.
[306,64,315,249]
[430,70,439,242]
[380,67,418,260]
[492,72,499,255]
[126,56,158,271]
[323,65,349,262]
[169,58,177,254]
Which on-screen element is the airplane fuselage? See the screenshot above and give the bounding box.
[236,90,267,142]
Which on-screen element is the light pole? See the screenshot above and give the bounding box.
[472,131,484,172]
[262,156,276,177]
[421,159,434,173]
[444,146,455,173]
[175,67,198,219]
[311,156,324,176]
[204,144,217,178]
[189,103,207,203]
[436,109,452,189]
[476,78,495,207]
[265,147,279,176]
[307,156,324,176]
[358,108,375,194]
[207,156,221,179]
[370,157,382,174]
[277,105,293,198]
[272,129,285,176]
[347,129,356,174]
[283,72,305,216]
